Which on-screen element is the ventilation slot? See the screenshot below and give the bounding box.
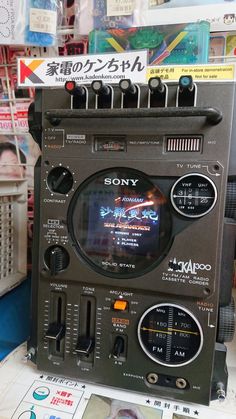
[166,136,202,152]
[0,196,14,280]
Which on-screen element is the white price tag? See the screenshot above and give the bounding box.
[30,8,57,35]
[106,0,135,16]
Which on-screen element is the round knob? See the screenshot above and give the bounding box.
[44,245,69,275]
[47,167,73,194]
[65,81,86,97]
[179,75,194,91]
[91,80,110,96]
[119,79,137,95]
[148,77,165,94]
[217,298,235,343]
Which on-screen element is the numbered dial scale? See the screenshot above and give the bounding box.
[171,173,217,218]
[138,304,203,367]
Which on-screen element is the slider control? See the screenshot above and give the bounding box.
[91,80,112,109]
[75,337,94,356]
[148,77,167,107]
[119,79,140,108]
[46,292,66,359]
[76,296,96,363]
[177,75,196,107]
[45,322,65,341]
[65,81,87,109]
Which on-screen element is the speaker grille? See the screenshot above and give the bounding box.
[166,136,202,152]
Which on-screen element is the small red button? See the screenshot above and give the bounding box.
[65,81,75,91]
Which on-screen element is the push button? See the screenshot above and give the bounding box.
[113,300,128,311]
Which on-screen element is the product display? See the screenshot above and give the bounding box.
[139,0,236,32]
[209,31,236,62]
[76,0,143,36]
[0,0,236,413]
[0,0,60,46]
[25,0,59,46]
[28,77,235,406]
[89,22,210,65]
[76,0,236,34]
[209,33,226,62]
[0,179,27,296]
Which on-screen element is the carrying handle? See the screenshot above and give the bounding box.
[45,106,222,126]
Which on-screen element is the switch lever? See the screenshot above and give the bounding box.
[148,77,167,107]
[177,75,196,107]
[119,79,139,108]
[65,81,87,109]
[110,336,125,359]
[65,81,86,97]
[91,80,112,109]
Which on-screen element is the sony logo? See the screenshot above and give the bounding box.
[104,178,139,186]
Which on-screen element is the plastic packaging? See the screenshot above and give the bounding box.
[0,0,60,46]
[210,31,236,63]
[76,0,236,34]
[89,21,210,65]
[209,33,226,63]
[0,0,27,45]
[25,0,59,46]
[76,0,146,35]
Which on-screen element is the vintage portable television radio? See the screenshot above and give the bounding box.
[28,76,236,405]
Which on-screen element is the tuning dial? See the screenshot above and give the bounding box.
[47,166,73,194]
[44,245,69,276]
[217,298,235,343]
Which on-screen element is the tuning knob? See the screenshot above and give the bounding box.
[47,167,73,194]
[44,245,69,276]
[217,298,235,343]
